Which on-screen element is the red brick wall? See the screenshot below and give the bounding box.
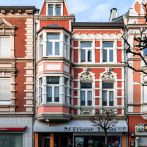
[15,62,26,112]
[7,18,26,58]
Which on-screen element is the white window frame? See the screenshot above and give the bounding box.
[0,36,11,58]
[0,78,11,104]
[46,3,63,16]
[102,41,115,63]
[46,77,60,103]
[63,33,70,59]
[46,32,61,56]
[102,82,114,107]
[39,34,43,58]
[80,82,92,107]
[80,41,93,63]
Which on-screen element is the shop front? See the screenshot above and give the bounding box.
[0,116,33,147]
[34,120,128,147]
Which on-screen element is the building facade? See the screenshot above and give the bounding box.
[0,0,146,147]
[125,0,147,147]
[33,0,127,147]
[0,6,38,147]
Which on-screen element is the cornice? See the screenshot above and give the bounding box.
[35,15,75,20]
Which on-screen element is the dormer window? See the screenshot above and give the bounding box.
[47,4,62,16]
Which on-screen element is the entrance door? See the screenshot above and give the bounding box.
[39,134,50,147]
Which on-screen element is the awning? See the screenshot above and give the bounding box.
[34,120,128,133]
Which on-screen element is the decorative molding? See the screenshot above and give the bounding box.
[79,67,95,83]
[100,67,117,80]
[73,33,122,40]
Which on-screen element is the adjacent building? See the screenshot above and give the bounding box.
[0,6,38,147]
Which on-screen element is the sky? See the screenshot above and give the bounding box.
[0,0,134,22]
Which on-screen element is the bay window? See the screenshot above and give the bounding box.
[102,81,114,106]
[0,36,11,58]
[80,41,92,63]
[47,4,62,16]
[47,33,60,56]
[80,82,92,106]
[102,41,114,63]
[46,77,59,103]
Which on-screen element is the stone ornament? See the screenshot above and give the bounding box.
[80,67,93,83]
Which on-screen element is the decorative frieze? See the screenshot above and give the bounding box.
[73,33,122,40]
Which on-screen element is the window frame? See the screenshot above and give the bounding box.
[102,41,115,63]
[63,33,70,59]
[80,41,93,63]
[0,78,11,104]
[80,82,92,106]
[46,77,60,103]
[46,33,61,56]
[102,81,114,107]
[0,36,11,58]
[46,3,63,16]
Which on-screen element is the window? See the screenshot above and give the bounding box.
[80,82,92,106]
[39,35,43,58]
[102,81,114,106]
[143,48,147,56]
[80,41,92,62]
[102,41,114,62]
[39,78,43,103]
[46,77,59,103]
[47,33,60,56]
[64,35,69,59]
[65,78,68,104]
[48,4,62,16]
[0,133,23,147]
[0,36,11,58]
[0,78,11,102]
[48,4,53,16]
[55,4,61,16]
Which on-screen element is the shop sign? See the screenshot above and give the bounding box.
[135,124,147,132]
[64,126,127,133]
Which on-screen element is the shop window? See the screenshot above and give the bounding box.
[80,82,92,106]
[0,78,11,103]
[0,133,23,147]
[46,77,59,103]
[102,81,114,106]
[47,33,60,56]
[0,36,11,58]
[102,41,114,63]
[80,41,92,63]
[47,4,62,16]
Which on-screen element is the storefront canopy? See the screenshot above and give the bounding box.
[34,120,128,133]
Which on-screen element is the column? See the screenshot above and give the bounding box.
[50,133,54,147]
[122,133,127,147]
[34,133,39,147]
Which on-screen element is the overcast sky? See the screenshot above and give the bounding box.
[0,0,134,22]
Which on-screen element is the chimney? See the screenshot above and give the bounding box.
[109,8,117,22]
